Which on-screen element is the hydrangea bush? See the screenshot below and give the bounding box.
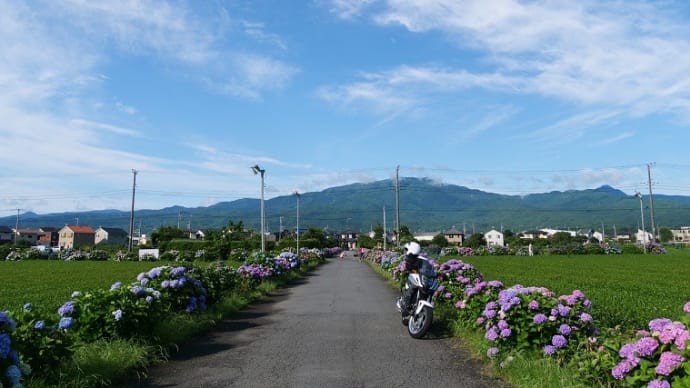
[0,311,30,387]
[610,301,690,387]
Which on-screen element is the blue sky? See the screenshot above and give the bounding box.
[2,0,690,217]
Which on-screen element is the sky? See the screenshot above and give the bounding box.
[3,0,690,217]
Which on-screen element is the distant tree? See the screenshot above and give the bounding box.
[503,229,514,239]
[302,227,327,248]
[398,225,414,243]
[151,226,186,246]
[550,231,573,246]
[659,227,673,243]
[358,234,376,249]
[431,233,449,247]
[464,233,486,249]
[373,224,384,244]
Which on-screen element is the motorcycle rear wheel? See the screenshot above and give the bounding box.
[407,305,433,339]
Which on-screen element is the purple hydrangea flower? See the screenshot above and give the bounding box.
[543,345,556,355]
[455,300,466,309]
[684,301,690,314]
[648,380,670,388]
[619,343,635,358]
[557,304,571,317]
[655,351,684,376]
[497,320,509,330]
[58,301,75,317]
[579,312,593,322]
[552,335,568,348]
[483,309,497,319]
[533,314,547,325]
[528,300,539,310]
[559,324,572,336]
[476,317,485,325]
[612,359,635,380]
[500,328,512,338]
[148,267,163,278]
[634,336,659,357]
[649,318,672,333]
[485,327,499,341]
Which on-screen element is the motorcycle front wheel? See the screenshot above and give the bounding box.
[407,305,433,339]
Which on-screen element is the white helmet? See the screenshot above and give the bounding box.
[404,241,421,256]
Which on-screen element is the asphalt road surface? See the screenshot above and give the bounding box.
[125,255,503,388]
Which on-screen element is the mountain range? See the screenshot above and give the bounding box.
[3,177,690,235]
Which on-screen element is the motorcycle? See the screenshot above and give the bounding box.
[395,257,441,339]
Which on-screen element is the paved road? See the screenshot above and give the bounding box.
[126,256,502,388]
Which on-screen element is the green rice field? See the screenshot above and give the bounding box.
[0,261,163,312]
[461,249,690,330]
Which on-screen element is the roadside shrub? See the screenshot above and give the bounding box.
[9,304,73,382]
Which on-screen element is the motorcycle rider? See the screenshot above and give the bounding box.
[397,241,422,315]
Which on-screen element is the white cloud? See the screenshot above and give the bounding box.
[593,131,634,147]
[322,0,690,131]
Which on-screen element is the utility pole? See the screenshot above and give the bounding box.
[383,205,387,251]
[279,216,283,242]
[251,165,266,253]
[636,192,647,254]
[128,169,138,252]
[647,163,657,241]
[14,208,22,245]
[293,191,300,255]
[395,165,400,248]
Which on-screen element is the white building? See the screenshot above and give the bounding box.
[634,229,653,245]
[484,229,504,247]
[671,226,690,244]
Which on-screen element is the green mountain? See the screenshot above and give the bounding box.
[3,178,689,235]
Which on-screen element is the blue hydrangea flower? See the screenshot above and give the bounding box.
[22,303,32,311]
[5,364,22,385]
[58,317,74,330]
[110,281,123,291]
[34,320,46,330]
[0,333,11,358]
[112,309,123,321]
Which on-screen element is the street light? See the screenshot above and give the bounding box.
[635,192,647,254]
[251,165,266,253]
[293,191,300,256]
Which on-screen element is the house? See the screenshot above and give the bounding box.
[484,229,504,247]
[634,229,653,245]
[39,227,60,247]
[443,227,464,246]
[95,227,129,246]
[58,225,96,249]
[520,230,549,240]
[0,226,15,243]
[15,228,45,245]
[671,226,690,245]
[340,229,359,250]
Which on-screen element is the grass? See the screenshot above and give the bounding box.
[459,249,690,330]
[0,260,163,312]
